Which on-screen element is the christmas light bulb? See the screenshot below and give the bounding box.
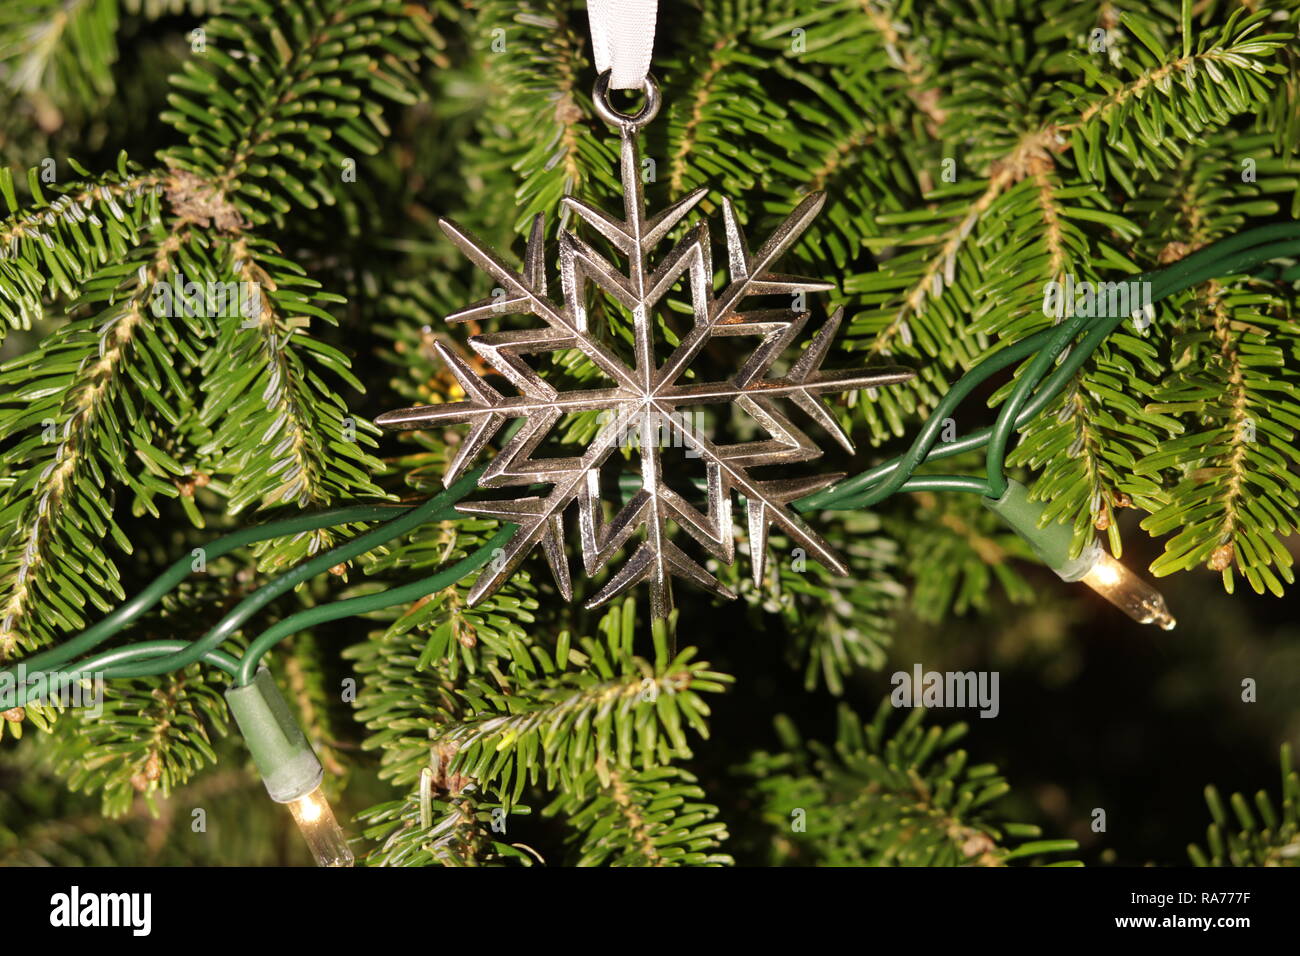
[287,784,354,867]
[983,479,1176,629]
[225,667,355,867]
[1078,550,1176,630]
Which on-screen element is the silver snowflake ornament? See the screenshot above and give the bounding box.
[377,73,914,620]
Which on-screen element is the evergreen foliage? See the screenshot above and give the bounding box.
[1189,744,1299,866]
[0,0,1296,867]
[741,700,1079,866]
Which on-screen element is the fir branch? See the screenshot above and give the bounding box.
[439,620,732,805]
[665,37,729,200]
[542,764,732,866]
[0,0,119,105]
[722,511,903,694]
[850,127,1063,367]
[359,776,534,867]
[45,662,231,817]
[464,0,620,234]
[196,235,385,530]
[660,0,800,203]
[161,0,436,228]
[887,486,1036,621]
[741,699,1079,866]
[346,521,541,787]
[0,224,198,656]
[1138,279,1300,594]
[1006,379,1137,557]
[858,0,947,134]
[1189,743,1300,867]
[0,763,255,866]
[1060,7,1291,186]
[0,159,165,333]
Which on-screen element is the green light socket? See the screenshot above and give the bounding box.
[982,479,1101,582]
[225,667,323,803]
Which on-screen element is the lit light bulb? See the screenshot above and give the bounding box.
[983,479,1176,630]
[287,784,354,867]
[225,668,356,868]
[1079,550,1176,630]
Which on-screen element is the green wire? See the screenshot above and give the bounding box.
[13,225,1300,699]
[78,641,240,678]
[816,275,1161,512]
[97,471,483,680]
[235,524,515,685]
[981,264,1175,499]
[890,475,988,495]
[91,641,241,677]
[4,472,480,703]
[1,503,410,678]
[982,311,1096,498]
[795,326,1059,511]
[1161,239,1300,298]
[1156,224,1300,284]
[4,642,240,710]
[806,226,1300,512]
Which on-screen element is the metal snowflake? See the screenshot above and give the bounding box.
[376,74,914,619]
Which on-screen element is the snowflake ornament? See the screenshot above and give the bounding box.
[376,74,914,620]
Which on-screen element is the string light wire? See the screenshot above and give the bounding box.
[5,224,1300,701]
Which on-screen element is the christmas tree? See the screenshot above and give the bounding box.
[0,0,1297,869]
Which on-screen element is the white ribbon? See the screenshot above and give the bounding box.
[587,0,658,89]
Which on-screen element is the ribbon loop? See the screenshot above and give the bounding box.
[587,0,658,90]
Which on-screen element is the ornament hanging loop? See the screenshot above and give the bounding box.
[593,70,660,135]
